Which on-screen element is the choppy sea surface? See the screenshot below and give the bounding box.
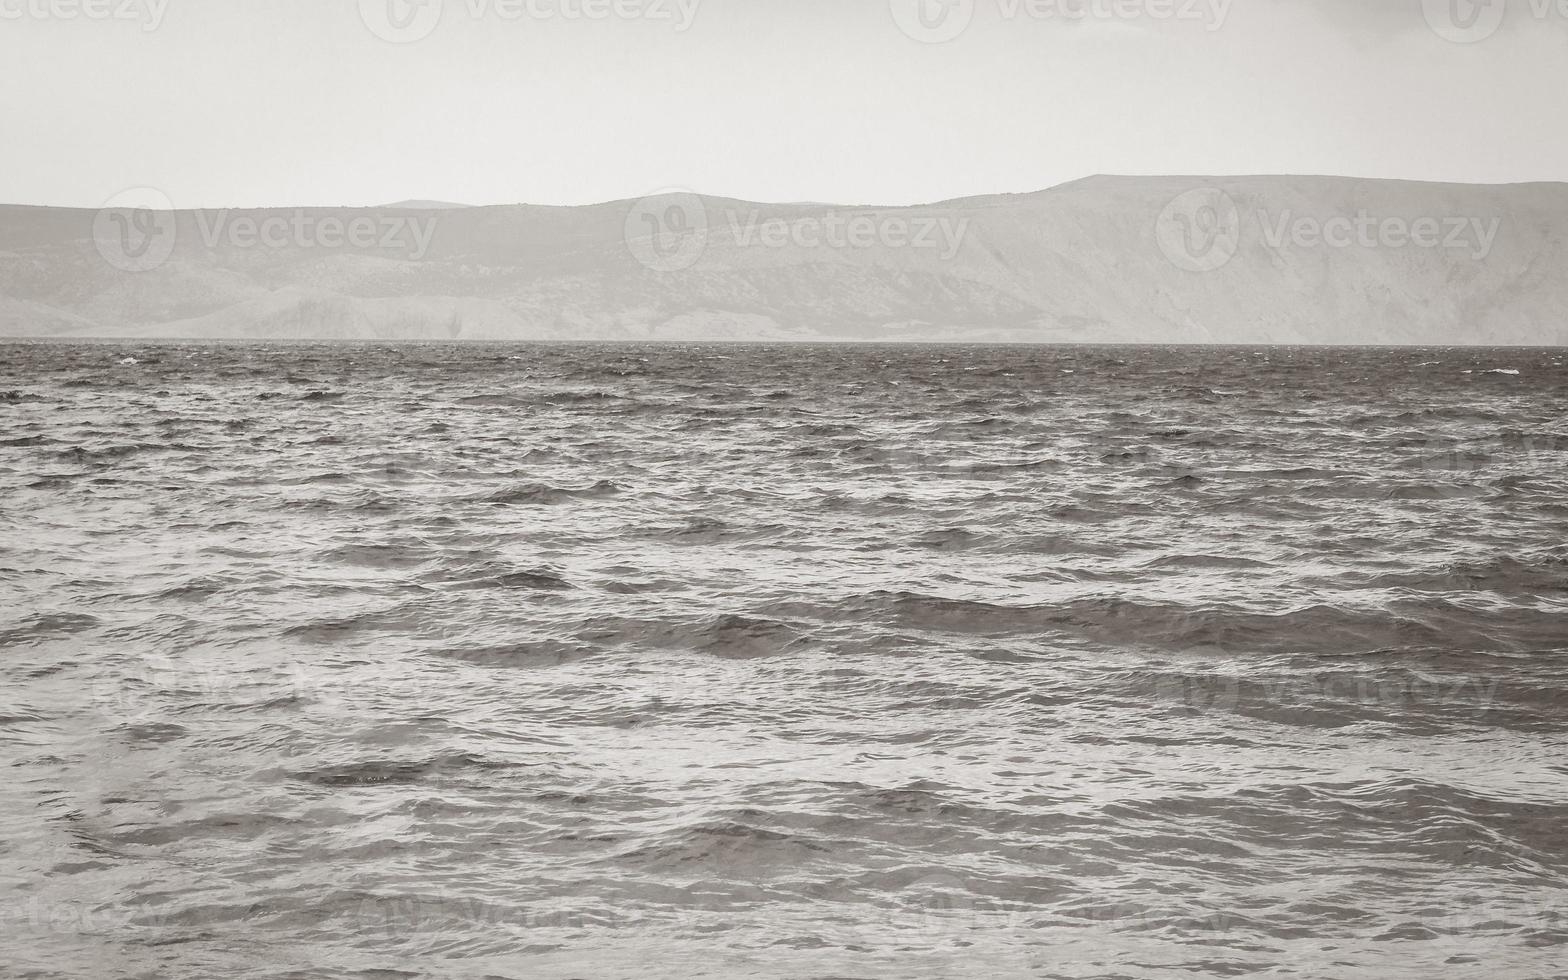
[2,342,1567,980]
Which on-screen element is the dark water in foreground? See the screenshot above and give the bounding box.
[2,342,1567,980]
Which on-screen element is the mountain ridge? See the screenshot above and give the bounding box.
[2,176,1565,345]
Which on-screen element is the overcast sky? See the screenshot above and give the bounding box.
[3,0,1566,208]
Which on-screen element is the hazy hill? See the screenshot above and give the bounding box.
[1,176,1564,344]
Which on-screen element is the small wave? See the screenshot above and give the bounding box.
[572,613,805,658]
[1144,554,1273,570]
[281,608,422,642]
[456,393,530,407]
[912,527,989,551]
[0,611,100,646]
[427,639,588,668]
[1365,553,1568,595]
[291,753,518,787]
[54,443,161,463]
[611,818,820,871]
[324,543,431,569]
[448,568,573,591]
[693,614,804,657]
[467,480,622,505]
[542,389,622,404]
[828,591,1542,654]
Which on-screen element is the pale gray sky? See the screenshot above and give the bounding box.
[3,0,1565,208]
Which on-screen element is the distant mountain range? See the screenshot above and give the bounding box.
[2,176,1564,344]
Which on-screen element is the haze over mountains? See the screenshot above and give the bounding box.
[1,176,1564,345]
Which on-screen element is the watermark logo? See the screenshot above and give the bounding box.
[904,871,981,933]
[625,190,710,272]
[93,187,178,274]
[889,0,975,43]
[1156,188,1241,273]
[1422,0,1509,42]
[0,0,169,30]
[88,652,178,724]
[359,0,444,43]
[1424,0,1568,43]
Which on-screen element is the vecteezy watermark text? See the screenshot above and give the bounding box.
[1156,188,1503,272]
[890,0,1231,43]
[191,210,438,260]
[359,0,701,43]
[1148,667,1504,714]
[1259,211,1500,261]
[728,211,970,261]
[0,0,167,30]
[623,192,972,272]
